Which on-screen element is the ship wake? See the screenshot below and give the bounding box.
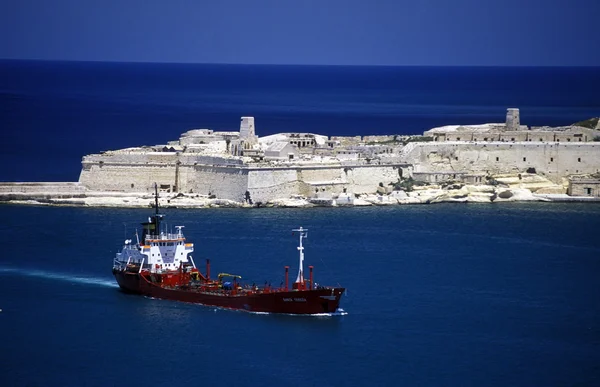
[248,308,348,317]
[0,266,118,288]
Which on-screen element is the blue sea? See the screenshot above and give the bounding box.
[1,61,600,386]
[1,60,599,182]
[1,204,599,386]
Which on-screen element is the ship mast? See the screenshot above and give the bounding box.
[293,227,308,285]
[153,183,162,234]
[154,183,159,216]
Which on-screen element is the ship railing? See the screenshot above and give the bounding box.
[113,257,145,271]
[145,232,185,241]
[113,258,128,270]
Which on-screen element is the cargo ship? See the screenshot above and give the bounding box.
[112,187,345,315]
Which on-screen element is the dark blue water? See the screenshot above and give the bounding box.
[1,204,599,386]
[1,60,599,181]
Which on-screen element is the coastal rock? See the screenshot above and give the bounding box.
[267,197,314,208]
[493,188,545,202]
[492,173,562,193]
[207,199,242,208]
[464,184,496,194]
[389,190,408,199]
[535,186,567,194]
[363,194,398,205]
[352,198,374,206]
[497,190,514,199]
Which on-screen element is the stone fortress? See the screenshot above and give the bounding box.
[2,109,600,207]
[78,115,412,205]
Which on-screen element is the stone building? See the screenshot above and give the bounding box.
[505,108,520,131]
[231,117,259,156]
[567,175,600,197]
[424,108,598,143]
[264,142,301,160]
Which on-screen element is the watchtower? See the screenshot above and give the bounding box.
[505,108,520,131]
[240,117,256,139]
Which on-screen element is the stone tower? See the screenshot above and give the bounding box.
[505,108,520,131]
[232,116,258,156]
[240,117,256,139]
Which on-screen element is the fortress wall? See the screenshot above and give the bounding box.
[183,166,249,201]
[79,163,177,192]
[83,152,179,164]
[79,151,248,195]
[79,161,249,200]
[245,164,406,201]
[178,154,244,166]
[330,136,362,146]
[363,135,396,143]
[297,167,345,183]
[344,165,403,193]
[83,152,243,167]
[247,169,303,203]
[0,182,88,202]
[403,142,600,182]
[433,128,595,143]
[0,182,85,194]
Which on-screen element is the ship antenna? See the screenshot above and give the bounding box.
[154,183,159,215]
[292,227,308,284]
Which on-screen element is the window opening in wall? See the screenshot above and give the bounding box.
[496,157,499,161]
[586,188,592,195]
[511,138,515,141]
[550,157,554,162]
[523,157,526,162]
[539,138,543,141]
[578,158,581,162]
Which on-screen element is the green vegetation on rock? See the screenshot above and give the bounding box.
[392,177,428,192]
[573,117,599,129]
[402,136,434,145]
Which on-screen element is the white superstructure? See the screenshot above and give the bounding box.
[113,186,195,273]
[140,225,195,272]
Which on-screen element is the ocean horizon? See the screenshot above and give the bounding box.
[1,59,599,182]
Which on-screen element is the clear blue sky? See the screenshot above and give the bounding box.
[1,0,599,66]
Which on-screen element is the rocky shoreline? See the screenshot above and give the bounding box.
[2,187,598,209]
[2,173,598,208]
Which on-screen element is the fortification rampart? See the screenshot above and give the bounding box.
[247,169,306,203]
[79,163,178,192]
[0,182,86,194]
[79,149,411,203]
[0,182,87,202]
[246,164,406,202]
[82,152,243,166]
[183,165,249,201]
[402,142,600,182]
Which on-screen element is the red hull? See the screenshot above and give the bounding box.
[113,270,345,315]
